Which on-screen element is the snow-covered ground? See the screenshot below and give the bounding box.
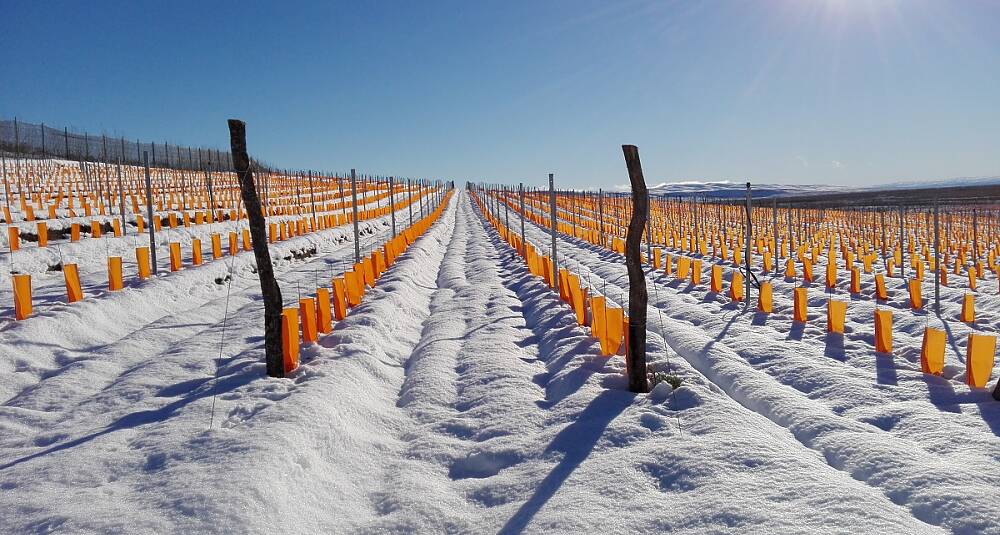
[1,189,997,534]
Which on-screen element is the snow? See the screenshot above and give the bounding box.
[0,188,996,534]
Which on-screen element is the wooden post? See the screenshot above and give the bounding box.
[143,152,157,274]
[571,190,577,238]
[621,145,650,393]
[419,180,425,218]
[228,119,284,378]
[973,208,979,265]
[881,209,887,269]
[116,160,127,235]
[408,178,413,226]
[934,200,941,314]
[351,169,360,263]
[1,154,10,222]
[549,173,559,294]
[519,183,526,255]
[598,188,605,247]
[308,170,318,230]
[205,163,216,221]
[787,205,792,256]
[899,204,906,278]
[389,176,396,237]
[504,185,510,235]
[772,199,778,262]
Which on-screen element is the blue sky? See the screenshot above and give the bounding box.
[3,0,999,188]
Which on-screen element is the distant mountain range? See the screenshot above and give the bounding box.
[637,176,1000,199]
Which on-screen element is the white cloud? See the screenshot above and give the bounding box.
[832,160,843,168]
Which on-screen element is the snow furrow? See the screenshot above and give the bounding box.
[511,207,998,534]
[469,193,942,534]
[0,193,457,534]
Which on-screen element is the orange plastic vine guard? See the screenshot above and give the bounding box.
[64,263,83,303]
[569,278,587,326]
[36,222,48,247]
[362,257,376,287]
[345,270,363,307]
[605,307,625,356]
[874,309,893,354]
[757,282,773,313]
[966,333,996,388]
[108,257,124,291]
[590,295,607,353]
[211,234,222,260]
[12,273,31,320]
[8,227,19,251]
[827,299,846,334]
[169,242,182,271]
[960,294,975,323]
[875,274,888,300]
[299,298,318,344]
[920,327,945,375]
[676,256,690,280]
[314,290,333,334]
[558,268,571,303]
[136,247,151,280]
[191,239,203,266]
[281,307,300,374]
[793,287,808,323]
[729,271,744,302]
[710,265,723,293]
[908,279,922,310]
[332,278,348,319]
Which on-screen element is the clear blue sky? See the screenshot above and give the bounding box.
[3,0,999,188]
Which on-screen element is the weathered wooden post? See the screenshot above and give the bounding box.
[351,169,360,263]
[934,200,941,314]
[622,145,650,393]
[228,119,284,378]
[519,183,526,255]
[899,204,906,278]
[549,173,559,294]
[389,176,396,237]
[419,180,425,218]
[143,152,158,274]
[772,199,778,262]
[116,160,127,236]
[972,208,979,265]
[598,188,606,247]
[503,185,510,234]
[308,170,318,230]
[881,209,887,269]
